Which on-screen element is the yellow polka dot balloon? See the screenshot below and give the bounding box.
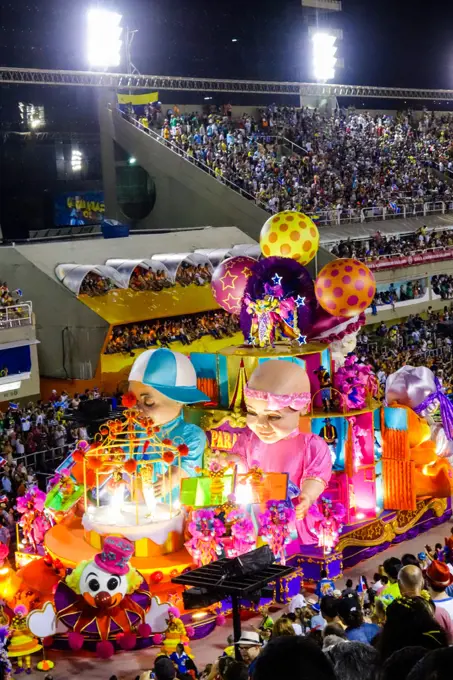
[259,211,320,265]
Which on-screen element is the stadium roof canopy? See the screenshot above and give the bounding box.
[54,264,126,295]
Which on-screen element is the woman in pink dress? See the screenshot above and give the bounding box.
[231,359,332,544]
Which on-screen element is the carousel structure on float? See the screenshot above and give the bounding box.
[1,211,453,670]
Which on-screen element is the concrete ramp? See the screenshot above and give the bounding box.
[100,97,269,240]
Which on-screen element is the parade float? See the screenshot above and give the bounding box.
[2,211,452,664]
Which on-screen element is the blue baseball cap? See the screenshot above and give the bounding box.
[128,348,209,404]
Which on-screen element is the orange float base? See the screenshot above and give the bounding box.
[44,515,193,578]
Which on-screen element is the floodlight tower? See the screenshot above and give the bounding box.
[301,0,343,112]
[87,8,123,69]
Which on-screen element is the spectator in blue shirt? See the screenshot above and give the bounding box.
[170,643,190,675]
[315,569,335,600]
[337,597,380,644]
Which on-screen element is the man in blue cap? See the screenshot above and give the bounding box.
[129,348,208,500]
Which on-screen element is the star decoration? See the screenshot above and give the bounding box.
[295,295,306,307]
[220,270,238,291]
[222,293,241,311]
[272,273,283,285]
[242,267,253,278]
[297,334,307,346]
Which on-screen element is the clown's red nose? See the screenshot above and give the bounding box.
[94,591,112,609]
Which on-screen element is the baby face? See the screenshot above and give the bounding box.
[129,381,183,426]
[245,395,300,444]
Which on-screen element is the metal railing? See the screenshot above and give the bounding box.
[118,110,268,211]
[0,302,33,329]
[12,441,77,471]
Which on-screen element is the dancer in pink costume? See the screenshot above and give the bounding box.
[230,360,332,545]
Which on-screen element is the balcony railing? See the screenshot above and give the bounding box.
[0,302,33,329]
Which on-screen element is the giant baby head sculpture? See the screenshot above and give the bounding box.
[244,359,311,444]
[128,348,208,426]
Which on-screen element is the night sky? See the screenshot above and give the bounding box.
[1,0,453,88]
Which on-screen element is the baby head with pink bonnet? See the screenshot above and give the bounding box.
[244,360,311,444]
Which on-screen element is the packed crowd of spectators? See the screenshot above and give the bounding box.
[176,262,212,287]
[0,282,28,326]
[105,310,240,354]
[78,263,212,297]
[374,279,427,308]
[329,226,453,262]
[129,266,173,292]
[357,307,453,391]
[432,274,453,301]
[122,105,453,221]
[79,272,114,297]
[190,536,453,680]
[0,388,114,553]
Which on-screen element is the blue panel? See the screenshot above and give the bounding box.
[384,406,408,431]
[0,346,31,376]
[311,416,346,471]
[217,355,229,408]
[321,348,331,368]
[189,353,217,379]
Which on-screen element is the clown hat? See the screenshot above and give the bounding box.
[94,536,134,576]
[128,348,208,404]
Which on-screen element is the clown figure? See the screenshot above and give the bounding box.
[128,349,209,503]
[231,360,332,545]
[56,536,151,655]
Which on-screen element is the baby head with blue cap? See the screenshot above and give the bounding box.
[128,348,209,426]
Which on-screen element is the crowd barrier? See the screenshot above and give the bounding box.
[367,246,453,271]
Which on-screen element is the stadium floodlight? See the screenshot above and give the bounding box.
[312,32,337,81]
[87,8,123,68]
[71,149,83,172]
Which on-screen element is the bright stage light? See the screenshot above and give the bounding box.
[71,149,83,172]
[87,8,123,68]
[312,32,337,81]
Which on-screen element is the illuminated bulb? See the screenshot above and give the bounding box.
[192,611,208,620]
[356,512,365,520]
[235,479,253,505]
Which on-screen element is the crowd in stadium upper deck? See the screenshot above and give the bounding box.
[328,227,453,262]
[121,104,453,220]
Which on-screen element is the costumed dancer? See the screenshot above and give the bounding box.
[162,607,190,655]
[128,349,209,502]
[7,606,41,675]
[314,365,332,413]
[319,418,338,465]
[231,360,332,545]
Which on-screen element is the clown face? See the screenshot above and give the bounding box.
[79,561,128,610]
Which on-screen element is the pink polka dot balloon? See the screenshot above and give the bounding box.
[211,256,257,313]
[315,258,376,318]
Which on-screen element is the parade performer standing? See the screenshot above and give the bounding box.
[230,360,332,544]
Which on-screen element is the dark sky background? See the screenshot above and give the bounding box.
[1,0,453,88]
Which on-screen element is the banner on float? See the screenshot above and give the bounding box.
[55,191,105,227]
[367,247,453,271]
[117,91,159,105]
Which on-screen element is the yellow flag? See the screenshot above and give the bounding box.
[117,92,159,105]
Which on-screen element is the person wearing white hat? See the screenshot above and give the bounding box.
[129,348,209,501]
[235,631,263,673]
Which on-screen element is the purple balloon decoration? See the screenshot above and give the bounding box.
[240,256,316,341]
